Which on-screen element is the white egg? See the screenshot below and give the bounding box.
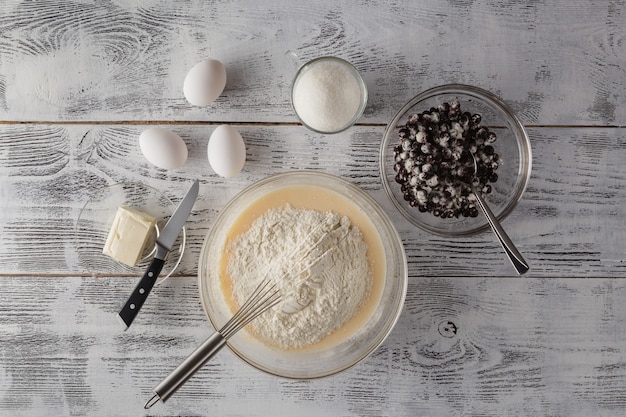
[183,59,227,106]
[139,127,188,170]
[208,125,246,178]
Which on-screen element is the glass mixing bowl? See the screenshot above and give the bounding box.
[198,171,407,379]
[380,84,532,237]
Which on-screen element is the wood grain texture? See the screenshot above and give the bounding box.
[0,124,625,278]
[1,275,626,416]
[1,1,626,416]
[0,0,624,124]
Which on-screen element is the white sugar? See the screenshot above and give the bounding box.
[292,60,363,133]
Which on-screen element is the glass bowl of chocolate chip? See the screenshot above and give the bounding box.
[380,84,532,237]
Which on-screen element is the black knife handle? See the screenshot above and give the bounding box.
[117,257,165,330]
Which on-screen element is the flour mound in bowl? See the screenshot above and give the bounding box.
[225,205,373,349]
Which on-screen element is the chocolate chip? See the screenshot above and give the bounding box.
[392,100,500,218]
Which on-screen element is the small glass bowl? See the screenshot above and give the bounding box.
[198,171,407,379]
[75,182,186,285]
[380,84,532,237]
[290,56,368,134]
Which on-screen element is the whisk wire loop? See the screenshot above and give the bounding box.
[218,220,350,340]
[220,280,281,338]
[145,219,353,409]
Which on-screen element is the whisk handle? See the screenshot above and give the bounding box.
[145,332,226,408]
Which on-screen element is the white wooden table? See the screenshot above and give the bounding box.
[1,1,626,416]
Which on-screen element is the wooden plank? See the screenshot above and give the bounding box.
[1,275,625,416]
[0,124,625,277]
[0,1,624,124]
[0,2,624,417]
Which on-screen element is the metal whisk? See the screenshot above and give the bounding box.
[144,221,347,409]
[143,280,281,409]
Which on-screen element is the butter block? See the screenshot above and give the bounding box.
[103,206,157,267]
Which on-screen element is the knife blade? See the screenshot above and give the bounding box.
[117,179,200,330]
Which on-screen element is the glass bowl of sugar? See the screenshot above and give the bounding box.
[290,56,368,134]
[198,171,407,379]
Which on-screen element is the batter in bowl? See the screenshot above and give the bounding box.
[218,185,385,350]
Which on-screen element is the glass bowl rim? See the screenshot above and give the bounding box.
[379,83,532,237]
[197,170,408,379]
[74,180,186,284]
[290,56,368,135]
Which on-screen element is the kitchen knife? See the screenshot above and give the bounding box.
[117,179,200,330]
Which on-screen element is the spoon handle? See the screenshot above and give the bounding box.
[473,190,529,275]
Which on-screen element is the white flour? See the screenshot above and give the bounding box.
[226,205,372,349]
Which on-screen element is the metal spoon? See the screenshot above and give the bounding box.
[469,153,529,274]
